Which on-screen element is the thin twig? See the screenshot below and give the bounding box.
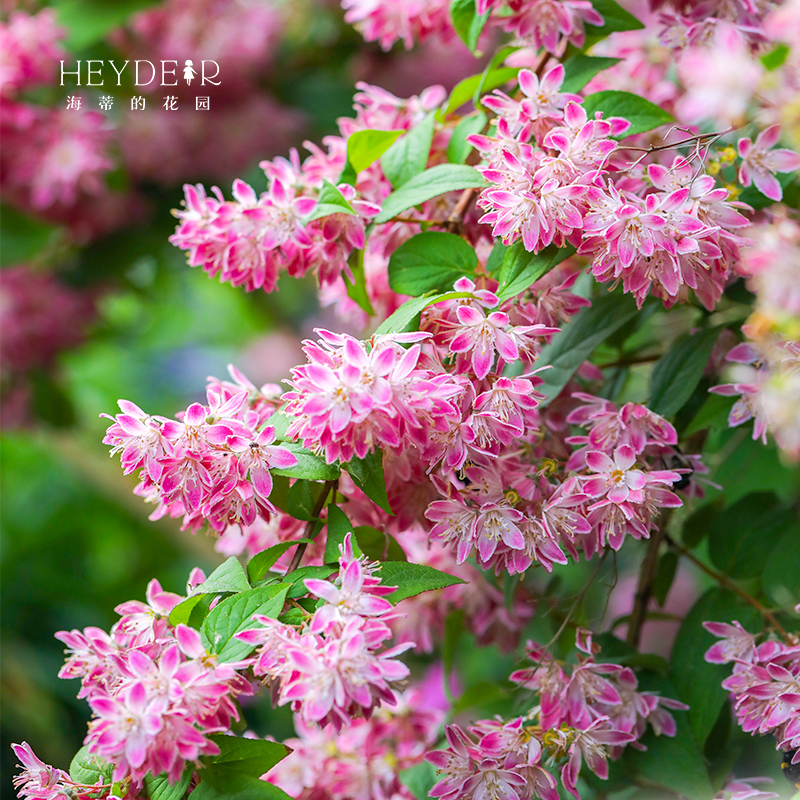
[446,188,477,232]
[627,517,669,647]
[287,478,338,573]
[665,533,791,640]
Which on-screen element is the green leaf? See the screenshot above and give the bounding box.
[581,90,673,136]
[649,327,721,417]
[374,165,487,224]
[497,243,575,302]
[447,112,487,164]
[670,588,760,745]
[287,565,336,598]
[381,115,435,189]
[378,562,465,603]
[169,593,211,627]
[400,761,438,800]
[444,67,519,116]
[683,393,735,437]
[537,292,640,405]
[192,769,293,800]
[302,180,355,224]
[53,0,161,50]
[343,129,404,177]
[681,499,724,549]
[762,43,789,71]
[0,206,62,266]
[247,541,311,583]
[652,551,678,607]
[707,492,792,579]
[354,526,407,562]
[343,449,393,514]
[344,249,375,316]
[450,0,489,52]
[561,55,621,93]
[388,231,478,295]
[207,735,291,776]
[286,480,318,521]
[762,522,800,608]
[144,768,193,800]
[69,746,113,786]
[203,584,289,662]
[485,240,506,274]
[271,443,340,481]
[325,505,362,563]
[583,0,645,44]
[374,290,473,335]
[192,557,250,596]
[624,685,712,800]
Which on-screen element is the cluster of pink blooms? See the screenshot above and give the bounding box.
[705,613,800,769]
[48,571,252,786]
[102,366,298,532]
[341,0,605,54]
[267,668,448,800]
[237,534,414,730]
[469,61,795,311]
[426,629,686,800]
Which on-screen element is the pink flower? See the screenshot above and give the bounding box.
[737,126,800,202]
[704,621,758,664]
[582,445,648,504]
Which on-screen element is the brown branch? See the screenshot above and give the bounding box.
[627,521,668,647]
[665,534,791,640]
[446,188,477,233]
[287,478,338,573]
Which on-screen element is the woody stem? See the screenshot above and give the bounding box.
[287,478,338,573]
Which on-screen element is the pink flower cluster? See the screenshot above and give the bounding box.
[102,366,297,532]
[0,9,65,98]
[12,742,109,800]
[267,672,447,800]
[471,64,756,311]
[425,386,690,575]
[341,0,454,51]
[427,630,686,800]
[237,534,413,730]
[705,619,800,767]
[53,573,251,784]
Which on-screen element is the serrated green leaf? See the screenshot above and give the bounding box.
[670,588,760,745]
[69,746,113,786]
[302,180,355,224]
[169,593,210,627]
[203,584,289,662]
[271,443,340,481]
[382,115,435,189]
[344,248,375,316]
[447,112,486,164]
[583,0,645,45]
[343,129,404,177]
[247,540,311,583]
[707,492,791,579]
[683,392,736,436]
[325,505,362,563]
[388,231,477,295]
[192,768,293,800]
[354,526,407,562]
[497,243,575,301]
[287,480,318,521]
[561,54,621,93]
[444,66,519,116]
[581,90,673,136]
[374,165,487,224]
[379,562,465,603]
[207,735,291,776]
[450,0,489,52]
[537,292,640,405]
[343,449,393,514]
[144,768,193,800]
[649,327,721,418]
[289,565,336,598]
[191,557,250,596]
[374,290,473,335]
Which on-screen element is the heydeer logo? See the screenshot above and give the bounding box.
[59,59,221,87]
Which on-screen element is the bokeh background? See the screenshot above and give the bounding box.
[2,1,800,798]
